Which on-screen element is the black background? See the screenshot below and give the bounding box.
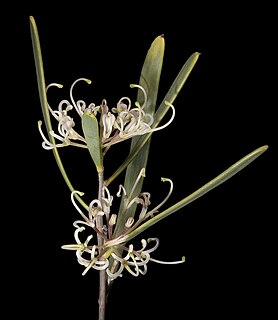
[4,3,276,319]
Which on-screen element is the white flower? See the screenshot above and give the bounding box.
[38,78,175,153]
[38,80,93,149]
[61,169,184,282]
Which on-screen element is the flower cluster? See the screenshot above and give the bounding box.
[62,169,185,282]
[38,78,175,154]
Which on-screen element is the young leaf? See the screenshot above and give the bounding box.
[81,112,104,173]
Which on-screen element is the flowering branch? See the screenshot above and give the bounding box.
[30,15,268,320]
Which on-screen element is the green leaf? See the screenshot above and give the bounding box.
[81,112,104,173]
[106,51,200,186]
[29,16,52,136]
[112,35,165,238]
[153,51,200,126]
[124,145,269,242]
[30,16,88,210]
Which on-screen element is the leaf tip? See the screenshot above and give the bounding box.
[262,144,269,151]
[256,144,269,156]
[29,15,36,27]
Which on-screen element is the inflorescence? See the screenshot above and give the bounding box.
[61,168,185,282]
[38,78,175,154]
[38,78,184,283]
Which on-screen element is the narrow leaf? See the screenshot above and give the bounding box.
[124,145,269,242]
[113,35,165,237]
[29,16,52,135]
[82,112,104,173]
[153,52,200,126]
[106,51,200,186]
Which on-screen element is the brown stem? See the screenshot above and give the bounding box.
[98,270,107,320]
[97,171,107,320]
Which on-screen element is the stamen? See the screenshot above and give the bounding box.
[125,217,134,228]
[49,130,70,143]
[138,263,148,275]
[102,186,113,205]
[46,83,63,90]
[145,238,160,253]
[61,244,84,250]
[76,249,91,266]
[57,100,73,121]
[125,261,139,277]
[140,239,148,251]
[84,234,93,246]
[145,178,173,219]
[86,102,99,114]
[88,199,102,220]
[127,252,140,276]
[113,116,124,132]
[82,258,97,275]
[130,84,147,109]
[91,259,110,271]
[70,78,92,117]
[149,256,186,265]
[92,210,105,226]
[113,97,132,113]
[73,226,85,244]
[106,261,124,280]
[90,245,97,259]
[73,220,90,229]
[150,101,175,132]
[109,214,117,226]
[71,191,89,222]
[46,83,64,118]
[76,100,87,113]
[82,257,109,275]
[102,112,116,139]
[117,185,127,197]
[38,120,87,150]
[128,168,146,202]
[38,121,56,150]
